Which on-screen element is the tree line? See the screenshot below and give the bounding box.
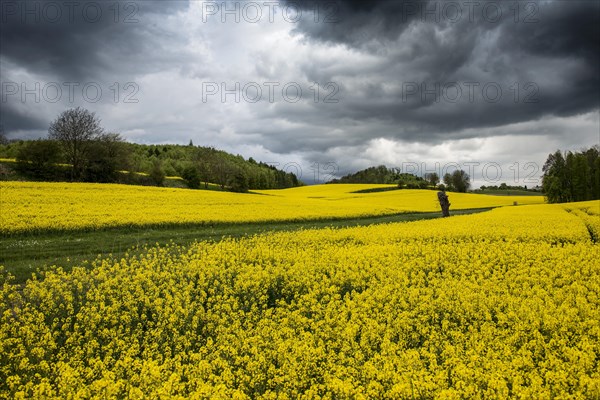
[479,183,540,192]
[0,108,301,192]
[542,146,600,203]
[329,165,472,193]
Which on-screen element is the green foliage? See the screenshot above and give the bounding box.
[406,181,420,189]
[0,137,302,191]
[228,170,249,193]
[181,165,201,189]
[84,133,130,183]
[480,183,540,192]
[451,169,471,193]
[15,140,64,180]
[443,172,453,190]
[542,146,600,203]
[425,172,440,186]
[442,170,470,193]
[331,165,425,187]
[127,144,301,191]
[149,160,165,186]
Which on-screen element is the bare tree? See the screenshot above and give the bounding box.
[48,107,104,180]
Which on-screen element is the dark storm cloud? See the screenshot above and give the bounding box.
[280,0,600,146]
[500,1,600,62]
[0,102,47,132]
[0,0,188,81]
[289,0,428,45]
[0,0,189,133]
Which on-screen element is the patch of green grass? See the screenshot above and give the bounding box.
[0,208,493,284]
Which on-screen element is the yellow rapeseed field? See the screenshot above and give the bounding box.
[1,201,598,398]
[0,182,544,234]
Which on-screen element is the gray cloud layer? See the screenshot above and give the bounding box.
[1,0,188,131]
[283,0,599,139]
[1,0,598,184]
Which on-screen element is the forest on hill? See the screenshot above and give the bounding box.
[0,108,301,192]
[0,140,301,192]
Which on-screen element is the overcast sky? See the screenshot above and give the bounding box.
[1,0,599,186]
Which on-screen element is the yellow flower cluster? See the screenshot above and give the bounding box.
[0,182,544,234]
[1,202,598,398]
[561,200,600,242]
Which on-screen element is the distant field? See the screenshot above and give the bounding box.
[0,182,545,234]
[473,189,543,196]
